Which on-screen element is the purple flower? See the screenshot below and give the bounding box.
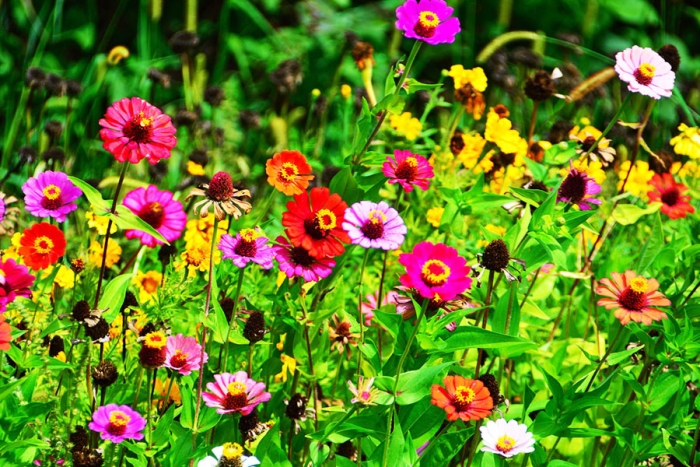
[557,164,602,210]
[395,0,461,45]
[272,236,335,282]
[219,229,274,269]
[22,171,82,222]
[614,46,675,100]
[122,185,187,248]
[343,201,407,250]
[88,404,146,444]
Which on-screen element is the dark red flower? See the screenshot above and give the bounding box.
[647,172,695,220]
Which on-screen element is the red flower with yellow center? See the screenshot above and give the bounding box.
[431,375,493,422]
[282,187,350,259]
[266,150,314,196]
[18,222,67,270]
[596,271,670,326]
[647,172,695,220]
[139,331,167,368]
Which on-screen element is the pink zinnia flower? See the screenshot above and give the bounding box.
[99,97,177,164]
[202,371,271,416]
[557,164,601,210]
[343,201,407,250]
[596,271,670,326]
[0,257,36,313]
[88,404,146,444]
[164,334,208,376]
[219,229,274,269]
[122,185,186,248]
[383,150,434,192]
[22,171,82,222]
[399,242,472,302]
[272,235,335,282]
[614,46,675,99]
[395,0,461,45]
[361,291,400,327]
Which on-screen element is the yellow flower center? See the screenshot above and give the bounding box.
[240,228,259,242]
[138,112,153,127]
[316,209,337,231]
[368,210,386,224]
[227,381,247,396]
[42,185,62,200]
[222,442,244,460]
[144,332,167,349]
[418,11,440,28]
[279,162,299,182]
[496,435,516,453]
[454,386,475,404]
[406,157,418,167]
[637,63,655,79]
[34,236,54,254]
[109,410,131,427]
[630,277,648,293]
[421,259,451,286]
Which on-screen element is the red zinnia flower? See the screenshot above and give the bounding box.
[431,375,493,422]
[18,222,67,270]
[99,97,177,165]
[647,172,695,220]
[596,271,670,326]
[282,187,350,259]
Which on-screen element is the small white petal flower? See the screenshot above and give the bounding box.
[197,443,261,467]
[479,418,535,458]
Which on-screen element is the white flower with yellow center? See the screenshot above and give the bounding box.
[480,418,535,458]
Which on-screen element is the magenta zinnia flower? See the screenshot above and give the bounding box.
[557,164,601,210]
[383,150,434,192]
[0,257,35,313]
[395,0,461,45]
[22,171,82,223]
[219,229,274,269]
[164,334,208,376]
[614,46,675,100]
[99,97,177,164]
[343,201,407,250]
[399,242,472,302]
[88,404,146,444]
[202,371,271,415]
[272,235,335,282]
[122,185,187,248]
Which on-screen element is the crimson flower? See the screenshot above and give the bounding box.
[647,172,695,220]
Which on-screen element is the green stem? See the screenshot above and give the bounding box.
[583,325,624,392]
[357,249,370,376]
[1,84,31,170]
[503,280,517,335]
[222,267,245,372]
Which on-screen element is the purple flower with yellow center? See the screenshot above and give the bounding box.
[557,163,602,210]
[342,201,407,250]
[395,0,461,45]
[22,171,82,222]
[219,228,274,269]
[202,371,271,416]
[614,46,675,100]
[88,404,146,444]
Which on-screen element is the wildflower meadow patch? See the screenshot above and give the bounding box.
[2,1,700,466]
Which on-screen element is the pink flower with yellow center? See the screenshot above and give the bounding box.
[596,271,670,326]
[219,228,274,269]
[202,371,271,416]
[395,0,461,45]
[383,150,434,192]
[122,185,186,247]
[88,404,146,444]
[164,334,207,376]
[399,241,471,302]
[614,46,675,99]
[22,171,82,223]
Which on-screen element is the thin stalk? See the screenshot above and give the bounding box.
[375,249,390,361]
[221,267,245,372]
[464,420,483,467]
[357,249,370,376]
[519,267,540,308]
[161,371,175,415]
[583,325,624,392]
[503,280,517,335]
[527,101,539,143]
[132,367,145,407]
[680,278,700,309]
[331,351,344,399]
[473,270,495,376]
[1,85,30,169]
[411,423,449,466]
[118,245,143,275]
[690,411,700,465]
[302,319,319,431]
[146,369,153,455]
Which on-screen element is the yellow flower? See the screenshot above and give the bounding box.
[178,237,220,277]
[670,123,700,159]
[484,107,527,157]
[457,133,487,170]
[3,233,23,262]
[389,112,422,141]
[477,224,508,248]
[187,161,205,176]
[134,270,162,303]
[86,209,117,235]
[274,355,297,383]
[154,378,182,408]
[42,265,76,289]
[426,207,445,228]
[617,160,654,199]
[88,238,122,268]
[488,165,525,194]
[276,333,287,351]
[184,214,229,245]
[107,45,130,65]
[678,160,700,179]
[341,84,352,99]
[560,158,606,185]
[448,65,487,92]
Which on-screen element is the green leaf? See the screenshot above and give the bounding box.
[437,327,536,355]
[646,372,681,411]
[635,211,664,273]
[329,168,364,205]
[258,424,293,467]
[492,281,520,337]
[374,94,406,116]
[396,361,454,405]
[68,176,111,212]
[100,274,133,322]
[404,79,442,94]
[607,344,644,366]
[610,203,661,226]
[419,429,472,466]
[110,206,169,244]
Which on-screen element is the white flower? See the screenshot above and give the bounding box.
[197,443,261,467]
[479,418,535,458]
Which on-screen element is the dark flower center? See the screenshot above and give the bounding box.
[395,157,418,181]
[413,11,439,38]
[558,170,587,204]
[360,212,385,240]
[208,172,234,201]
[290,246,315,267]
[304,217,330,240]
[633,63,655,86]
[41,184,63,210]
[106,411,130,436]
[170,350,188,368]
[481,239,511,271]
[234,239,258,258]
[660,187,680,206]
[618,288,647,311]
[139,202,165,229]
[223,383,249,411]
[123,112,153,144]
[333,322,352,342]
[581,136,597,152]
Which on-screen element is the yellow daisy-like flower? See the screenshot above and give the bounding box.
[457,133,487,170]
[2,232,24,262]
[677,160,700,179]
[86,209,118,235]
[187,161,206,176]
[426,207,445,228]
[477,224,508,248]
[484,107,527,157]
[154,378,182,409]
[488,165,525,194]
[88,238,122,268]
[274,354,297,383]
[184,214,229,245]
[389,112,422,141]
[617,160,654,199]
[448,65,487,92]
[42,265,76,289]
[670,124,700,159]
[178,237,220,278]
[134,270,162,303]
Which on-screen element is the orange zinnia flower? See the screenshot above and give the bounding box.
[266,150,314,196]
[431,375,493,422]
[596,271,670,326]
[18,222,67,270]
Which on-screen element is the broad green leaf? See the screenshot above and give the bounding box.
[329,167,363,204]
[68,176,111,212]
[404,79,442,93]
[396,361,454,405]
[492,281,520,337]
[110,206,169,244]
[419,429,472,466]
[374,94,406,116]
[610,203,660,226]
[635,211,664,273]
[100,274,133,322]
[646,372,681,411]
[437,327,536,355]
